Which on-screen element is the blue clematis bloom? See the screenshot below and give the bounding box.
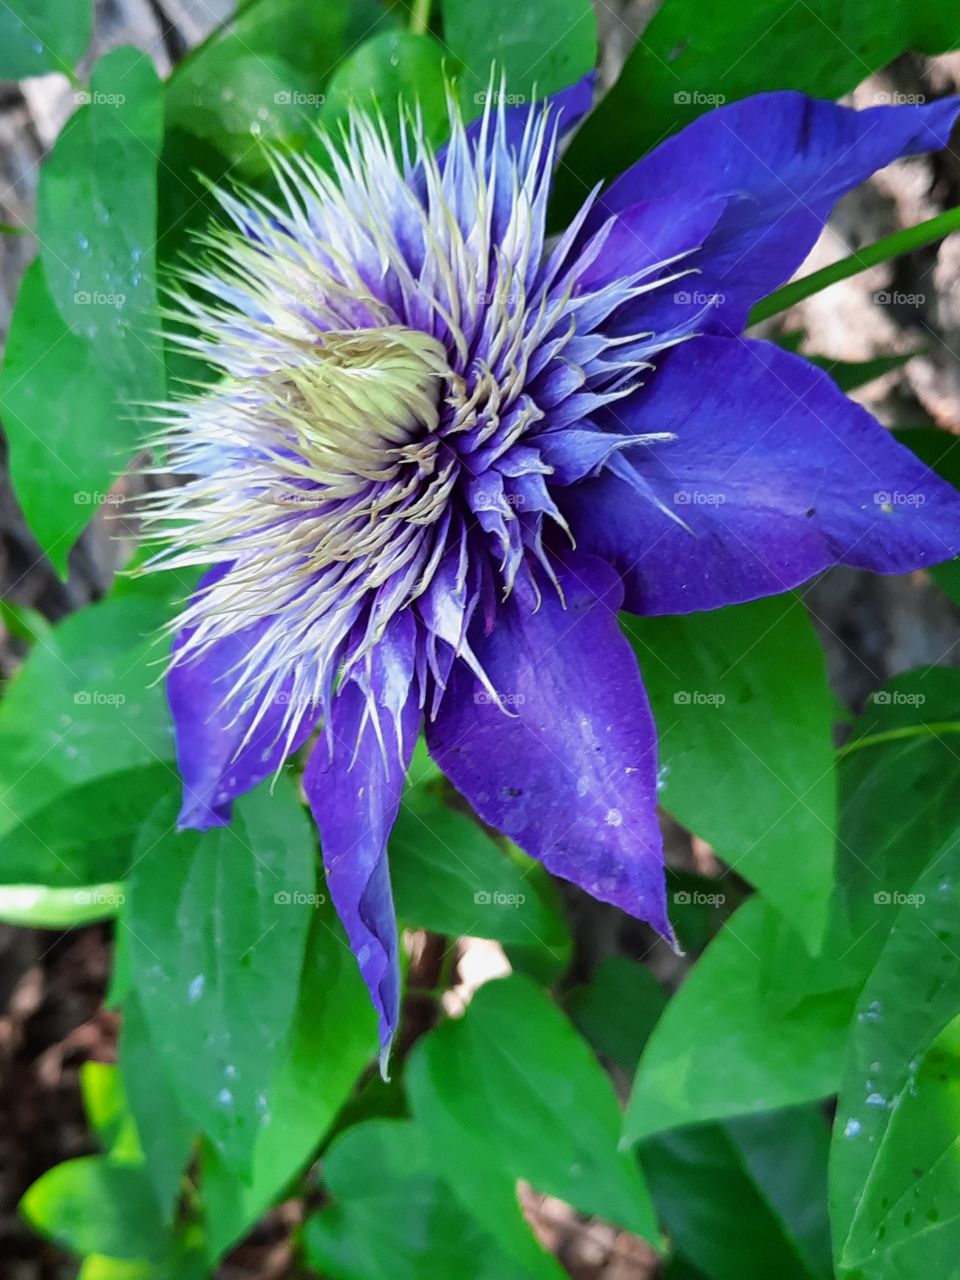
[147,80,960,1066]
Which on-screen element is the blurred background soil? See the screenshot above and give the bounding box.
[1,1,959,1275]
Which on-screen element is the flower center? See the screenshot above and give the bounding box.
[259,325,452,498]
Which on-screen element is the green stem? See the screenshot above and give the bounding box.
[0,222,28,236]
[749,204,960,325]
[409,0,431,34]
[837,720,960,758]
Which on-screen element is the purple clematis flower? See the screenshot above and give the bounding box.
[147,81,960,1067]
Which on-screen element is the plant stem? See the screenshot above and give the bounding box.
[749,204,960,325]
[837,720,960,758]
[409,0,431,34]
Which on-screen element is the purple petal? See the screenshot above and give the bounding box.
[169,571,320,831]
[562,336,960,616]
[303,675,420,1071]
[427,553,672,937]
[588,92,960,332]
[574,193,727,294]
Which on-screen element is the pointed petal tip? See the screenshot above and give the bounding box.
[176,793,231,833]
[378,1039,393,1082]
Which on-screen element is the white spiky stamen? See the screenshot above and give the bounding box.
[142,89,701,755]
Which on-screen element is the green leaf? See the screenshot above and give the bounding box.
[125,779,315,1173]
[391,781,570,957]
[38,47,164,406]
[0,766,174,887]
[808,350,921,394]
[408,974,659,1274]
[305,1119,539,1280]
[78,1254,206,1280]
[624,595,836,952]
[0,0,91,78]
[0,260,126,572]
[624,897,854,1142]
[644,1107,833,1280]
[4,49,164,570]
[894,427,960,606]
[319,32,450,151]
[21,1157,166,1260]
[120,992,195,1222]
[0,588,176,884]
[830,842,960,1277]
[565,956,667,1073]
[760,667,960,1008]
[165,48,316,170]
[80,1062,141,1162]
[0,882,125,928]
[166,0,397,173]
[556,1,960,215]
[0,599,51,647]
[200,905,376,1260]
[441,0,597,99]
